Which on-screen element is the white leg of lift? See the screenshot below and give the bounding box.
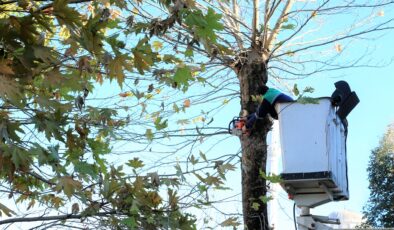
[297,207,337,230]
[297,216,333,230]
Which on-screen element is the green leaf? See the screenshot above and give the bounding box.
[303,86,315,93]
[220,217,241,227]
[185,8,224,42]
[106,18,121,29]
[293,84,299,96]
[281,23,296,30]
[259,170,283,183]
[154,117,168,130]
[185,48,194,57]
[121,217,137,228]
[145,128,154,141]
[132,39,155,74]
[127,157,145,169]
[297,96,319,104]
[176,119,190,125]
[87,138,111,156]
[74,161,98,179]
[259,195,273,203]
[199,150,207,162]
[0,203,16,217]
[173,103,180,113]
[251,202,260,211]
[173,66,193,88]
[219,163,236,172]
[190,155,198,165]
[33,46,58,64]
[0,76,24,107]
[11,147,30,169]
[193,172,205,183]
[175,163,185,180]
[168,189,179,209]
[107,54,132,87]
[205,175,222,186]
[53,0,82,28]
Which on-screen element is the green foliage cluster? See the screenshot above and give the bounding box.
[363,124,394,227]
[0,0,230,228]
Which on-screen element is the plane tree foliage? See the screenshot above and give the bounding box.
[363,123,394,228]
[0,0,393,229]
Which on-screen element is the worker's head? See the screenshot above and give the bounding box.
[258,85,269,95]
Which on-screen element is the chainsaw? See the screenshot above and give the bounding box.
[228,117,249,136]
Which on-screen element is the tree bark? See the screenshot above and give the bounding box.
[236,49,272,230]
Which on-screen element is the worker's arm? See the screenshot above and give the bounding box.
[245,100,270,129]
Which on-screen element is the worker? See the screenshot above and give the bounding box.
[243,85,293,132]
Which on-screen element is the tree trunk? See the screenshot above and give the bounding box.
[236,49,272,230]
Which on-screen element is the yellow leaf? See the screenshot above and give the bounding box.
[152,41,163,51]
[111,9,121,19]
[155,89,161,94]
[184,99,191,108]
[334,43,342,53]
[59,25,70,39]
[192,116,205,124]
[132,7,139,15]
[145,93,153,99]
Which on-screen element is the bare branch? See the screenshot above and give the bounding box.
[0,211,116,225]
[251,0,260,47]
[273,18,394,59]
[265,0,294,50]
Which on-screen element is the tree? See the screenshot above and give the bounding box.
[1,0,394,229]
[363,123,394,227]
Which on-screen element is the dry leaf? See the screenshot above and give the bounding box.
[183,99,191,108]
[119,91,133,97]
[311,11,317,17]
[335,43,342,53]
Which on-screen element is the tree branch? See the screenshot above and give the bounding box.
[37,0,92,12]
[269,0,330,58]
[265,0,294,50]
[251,0,260,47]
[0,211,116,225]
[273,19,394,59]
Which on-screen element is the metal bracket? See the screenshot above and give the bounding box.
[319,183,334,201]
